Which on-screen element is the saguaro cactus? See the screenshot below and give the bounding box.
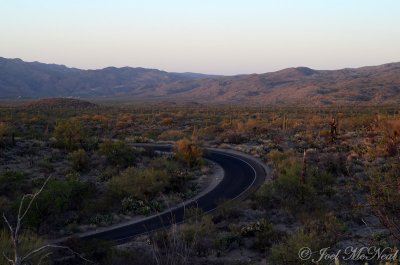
[282,114,288,132]
[300,149,307,204]
[329,117,337,142]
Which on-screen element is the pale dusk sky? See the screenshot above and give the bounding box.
[1,0,400,75]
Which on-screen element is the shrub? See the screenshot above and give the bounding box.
[303,212,345,246]
[269,229,321,265]
[180,214,217,257]
[68,149,89,172]
[90,213,113,226]
[241,218,282,251]
[174,138,203,167]
[269,213,345,264]
[366,162,400,241]
[261,150,338,210]
[158,130,185,141]
[254,182,279,210]
[99,140,135,167]
[53,119,86,150]
[162,117,173,127]
[97,166,118,182]
[121,197,155,215]
[27,178,93,229]
[218,129,245,144]
[109,167,169,201]
[307,167,335,197]
[377,119,400,157]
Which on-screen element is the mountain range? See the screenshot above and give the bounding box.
[1,57,400,105]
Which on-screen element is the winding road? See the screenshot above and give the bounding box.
[75,145,267,244]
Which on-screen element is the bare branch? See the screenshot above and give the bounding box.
[22,244,94,264]
[2,213,13,237]
[17,194,31,222]
[19,177,51,222]
[37,252,53,265]
[2,252,13,264]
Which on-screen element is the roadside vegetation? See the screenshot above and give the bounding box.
[1,101,399,264]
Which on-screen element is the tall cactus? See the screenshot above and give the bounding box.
[282,113,288,132]
[300,149,307,204]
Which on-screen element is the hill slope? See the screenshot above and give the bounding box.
[1,57,400,105]
[155,63,400,105]
[0,57,211,98]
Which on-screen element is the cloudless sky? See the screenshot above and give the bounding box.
[1,0,400,75]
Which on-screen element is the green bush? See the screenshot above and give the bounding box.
[269,212,345,265]
[307,167,335,197]
[53,119,86,150]
[99,140,135,167]
[90,213,113,226]
[109,167,170,200]
[257,150,336,212]
[180,214,217,257]
[366,162,400,240]
[97,166,118,182]
[25,177,94,230]
[255,160,316,211]
[302,212,345,247]
[269,229,321,265]
[121,197,151,215]
[68,149,89,172]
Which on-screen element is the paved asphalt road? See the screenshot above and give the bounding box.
[79,146,266,244]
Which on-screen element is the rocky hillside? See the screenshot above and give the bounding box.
[148,64,400,105]
[1,57,400,105]
[0,57,212,98]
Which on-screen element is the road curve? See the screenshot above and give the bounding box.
[78,145,267,244]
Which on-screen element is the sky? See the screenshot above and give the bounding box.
[1,0,400,75]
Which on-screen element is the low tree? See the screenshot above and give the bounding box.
[53,119,86,150]
[68,149,89,172]
[174,138,203,168]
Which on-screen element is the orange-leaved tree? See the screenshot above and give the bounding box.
[174,137,203,168]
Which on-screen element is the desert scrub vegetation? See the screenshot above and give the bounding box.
[2,102,400,264]
[99,139,136,167]
[68,148,89,172]
[109,167,170,201]
[256,150,335,212]
[0,134,212,238]
[365,161,400,241]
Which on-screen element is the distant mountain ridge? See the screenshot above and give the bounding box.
[0,57,215,98]
[1,57,400,105]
